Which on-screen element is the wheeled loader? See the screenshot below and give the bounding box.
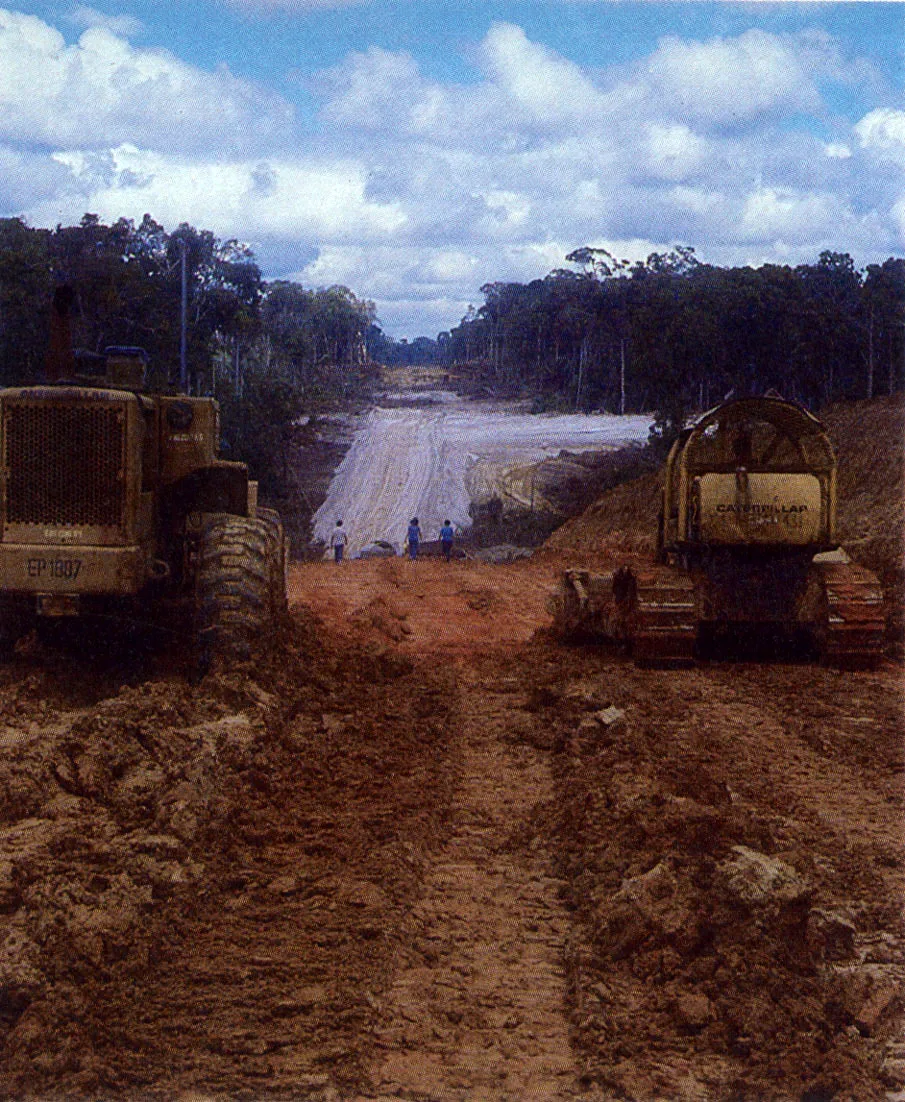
[0,287,287,667]
[554,395,885,667]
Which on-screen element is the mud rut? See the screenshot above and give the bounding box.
[84,656,587,1101]
[362,663,578,1101]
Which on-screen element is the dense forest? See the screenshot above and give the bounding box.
[432,246,905,438]
[1,214,902,481]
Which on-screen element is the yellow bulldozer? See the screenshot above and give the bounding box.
[554,395,886,667]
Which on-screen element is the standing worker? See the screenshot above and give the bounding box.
[439,519,455,563]
[330,519,348,563]
[406,517,422,560]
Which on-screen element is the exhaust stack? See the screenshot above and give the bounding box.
[45,285,75,382]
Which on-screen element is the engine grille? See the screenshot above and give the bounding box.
[4,403,126,529]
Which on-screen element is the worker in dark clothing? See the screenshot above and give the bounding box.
[440,520,454,562]
[406,517,422,560]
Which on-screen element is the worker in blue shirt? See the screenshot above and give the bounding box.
[439,520,454,562]
[406,517,422,560]
[329,519,348,563]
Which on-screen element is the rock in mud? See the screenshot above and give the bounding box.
[578,706,627,743]
[714,845,811,911]
[596,860,694,960]
[674,991,714,1032]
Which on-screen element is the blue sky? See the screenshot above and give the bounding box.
[1,1,903,337]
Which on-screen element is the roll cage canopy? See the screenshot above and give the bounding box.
[661,396,838,552]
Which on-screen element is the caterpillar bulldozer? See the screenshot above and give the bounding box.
[554,395,886,667]
[0,286,288,669]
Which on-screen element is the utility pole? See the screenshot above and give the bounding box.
[575,337,587,411]
[620,339,626,415]
[179,238,188,393]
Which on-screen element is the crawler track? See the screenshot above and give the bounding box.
[812,560,887,667]
[631,565,697,666]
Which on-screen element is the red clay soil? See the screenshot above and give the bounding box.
[0,397,900,1101]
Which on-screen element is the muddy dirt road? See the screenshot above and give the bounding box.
[0,554,901,1100]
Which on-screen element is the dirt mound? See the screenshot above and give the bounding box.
[823,396,905,636]
[533,443,660,520]
[288,555,563,655]
[543,470,661,556]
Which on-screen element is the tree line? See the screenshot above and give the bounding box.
[426,246,904,439]
[1,213,902,482]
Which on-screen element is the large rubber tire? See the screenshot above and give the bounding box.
[195,514,284,668]
[255,506,289,614]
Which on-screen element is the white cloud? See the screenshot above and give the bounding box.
[318,46,425,130]
[315,21,612,143]
[31,144,406,241]
[740,186,847,243]
[0,9,294,154]
[855,108,905,164]
[893,197,905,241]
[482,189,532,231]
[644,29,820,127]
[643,123,708,180]
[68,5,143,37]
[478,22,604,126]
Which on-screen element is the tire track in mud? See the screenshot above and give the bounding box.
[696,664,903,878]
[361,663,582,1102]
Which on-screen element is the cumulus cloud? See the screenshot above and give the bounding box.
[68,5,143,37]
[855,108,905,164]
[28,144,406,243]
[642,29,820,129]
[740,186,845,243]
[477,22,605,126]
[642,123,708,180]
[0,9,294,155]
[315,21,614,144]
[317,46,426,130]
